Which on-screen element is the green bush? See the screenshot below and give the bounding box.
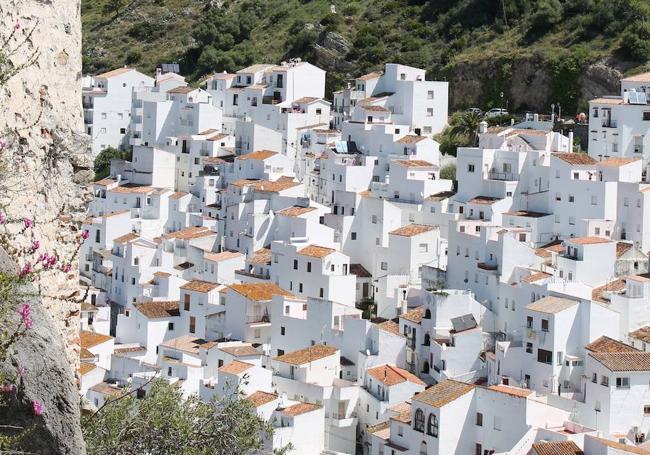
[94,147,131,181]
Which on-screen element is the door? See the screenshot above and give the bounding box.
[362,282,369,298]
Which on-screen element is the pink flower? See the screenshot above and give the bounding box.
[30,240,40,252]
[19,304,33,329]
[0,212,5,224]
[32,400,43,416]
[16,366,26,376]
[0,139,6,150]
[13,21,20,31]
[81,230,90,240]
[0,383,14,393]
[23,218,33,229]
[61,263,71,273]
[19,262,31,278]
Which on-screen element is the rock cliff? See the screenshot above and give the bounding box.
[0,0,91,453]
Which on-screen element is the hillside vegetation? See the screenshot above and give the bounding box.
[82,0,650,113]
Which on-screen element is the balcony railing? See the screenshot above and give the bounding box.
[488,170,516,181]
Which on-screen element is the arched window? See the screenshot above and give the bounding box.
[424,308,431,319]
[420,441,428,455]
[414,408,425,432]
[427,413,438,437]
[424,333,431,346]
[422,361,430,374]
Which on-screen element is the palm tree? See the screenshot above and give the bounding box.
[449,111,482,146]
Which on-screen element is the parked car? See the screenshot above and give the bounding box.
[465,107,482,116]
[485,108,509,118]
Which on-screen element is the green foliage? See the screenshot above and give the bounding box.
[93,147,131,181]
[83,380,282,455]
[81,0,650,105]
[440,163,456,181]
[434,112,478,157]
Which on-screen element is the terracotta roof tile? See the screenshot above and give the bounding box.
[467,196,502,205]
[367,364,425,386]
[526,296,578,314]
[592,279,626,303]
[401,306,425,324]
[567,236,612,245]
[204,250,243,262]
[246,390,278,407]
[249,248,272,265]
[168,86,197,94]
[521,271,552,283]
[395,135,428,144]
[280,402,321,416]
[393,159,435,168]
[89,382,128,398]
[488,384,534,398]
[585,435,650,454]
[113,232,139,244]
[389,224,435,237]
[297,244,335,258]
[412,379,475,408]
[590,351,650,371]
[362,105,390,112]
[532,441,584,455]
[161,226,214,241]
[180,280,219,293]
[97,67,133,78]
[219,344,260,357]
[349,263,371,278]
[237,150,278,161]
[357,70,383,81]
[292,96,320,104]
[134,301,180,319]
[160,335,217,354]
[376,320,402,337]
[79,363,96,375]
[426,191,456,202]
[617,242,634,258]
[598,157,641,167]
[169,191,189,200]
[552,152,597,165]
[630,326,650,344]
[586,336,637,353]
[79,330,113,349]
[275,206,317,217]
[230,283,293,301]
[218,360,254,375]
[273,344,338,365]
[622,72,650,83]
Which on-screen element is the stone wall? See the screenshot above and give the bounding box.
[0,1,90,453]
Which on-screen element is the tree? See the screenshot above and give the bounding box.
[83,380,284,455]
[102,0,128,18]
[440,163,456,181]
[93,147,131,181]
[448,111,482,147]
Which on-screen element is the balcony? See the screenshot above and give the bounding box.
[477,262,498,271]
[601,119,617,128]
[247,314,270,324]
[488,170,517,181]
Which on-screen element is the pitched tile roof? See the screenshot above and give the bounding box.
[401,306,425,324]
[273,344,338,365]
[393,159,434,168]
[362,105,390,112]
[598,157,641,167]
[617,242,634,258]
[89,382,128,398]
[275,206,316,217]
[79,330,113,349]
[567,236,612,245]
[229,283,293,301]
[367,364,426,386]
[585,435,650,454]
[395,135,427,144]
[134,301,180,319]
[532,441,584,455]
[292,96,320,104]
[585,336,637,353]
[237,150,278,161]
[526,296,578,314]
[412,379,475,408]
[161,226,214,240]
[246,390,278,407]
[218,360,254,375]
[249,248,272,265]
[389,224,435,237]
[297,244,335,258]
[232,177,301,193]
[521,271,552,283]
[203,250,244,262]
[219,344,260,357]
[622,72,650,83]
[113,232,139,244]
[488,384,534,398]
[79,363,96,375]
[551,152,597,165]
[97,67,133,78]
[160,335,217,354]
[168,191,189,200]
[590,351,650,371]
[168,86,197,94]
[357,70,383,81]
[279,402,321,416]
[592,279,626,303]
[388,402,412,423]
[467,196,502,205]
[180,280,220,293]
[426,191,456,201]
[350,263,371,278]
[630,326,650,344]
[376,320,402,337]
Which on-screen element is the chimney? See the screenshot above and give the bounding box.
[533,113,539,122]
[568,131,574,151]
[156,67,162,78]
[479,121,488,134]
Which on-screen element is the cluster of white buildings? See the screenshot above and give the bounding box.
[78,60,650,454]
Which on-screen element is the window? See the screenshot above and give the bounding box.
[427,90,434,99]
[644,111,650,121]
[293,259,298,270]
[189,316,196,334]
[601,376,609,386]
[168,322,174,330]
[414,408,425,432]
[299,283,303,293]
[426,108,433,117]
[526,342,533,353]
[419,243,428,253]
[591,195,598,205]
[616,377,630,389]
[120,127,126,134]
[307,262,311,272]
[526,316,533,328]
[568,194,575,203]
[281,326,285,336]
[644,406,650,415]
[476,412,483,426]
[475,444,482,455]
[592,373,597,383]
[537,348,552,364]
[316,108,322,115]
[319,288,324,298]
[351,232,357,240]
[184,294,190,311]
[494,415,501,430]
[372,215,378,224]
[468,164,475,173]
[427,414,438,437]
[541,319,549,332]
[381,262,387,271]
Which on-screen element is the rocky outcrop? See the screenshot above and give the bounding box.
[0,0,91,453]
